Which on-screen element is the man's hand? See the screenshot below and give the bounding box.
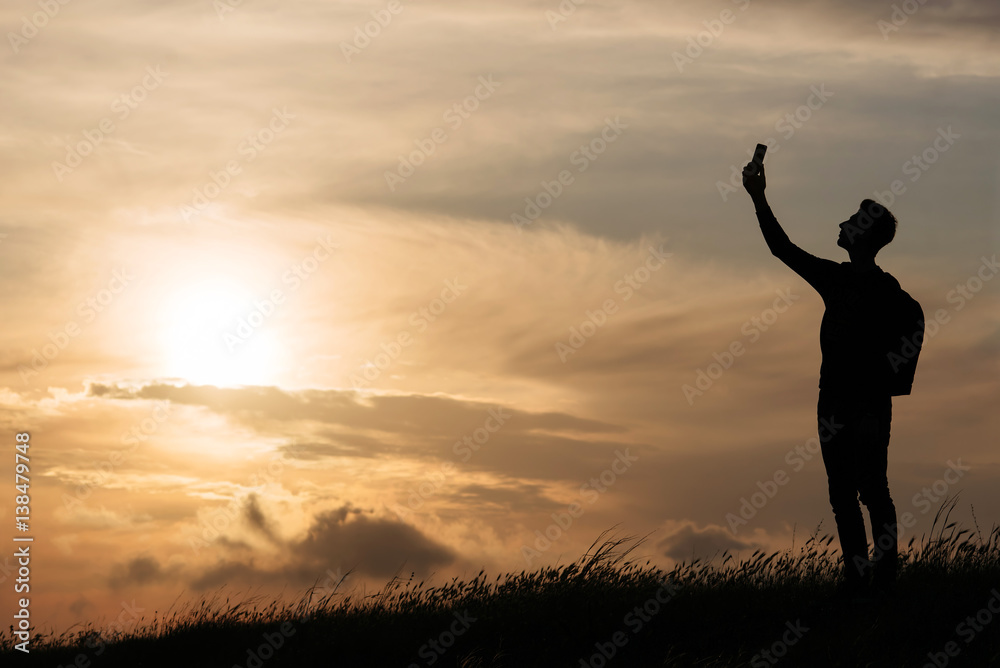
[742,161,766,203]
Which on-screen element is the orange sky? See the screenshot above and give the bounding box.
[1,0,998,637]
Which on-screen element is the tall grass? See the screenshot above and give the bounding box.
[4,496,999,666]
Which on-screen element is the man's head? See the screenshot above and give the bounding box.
[838,199,897,258]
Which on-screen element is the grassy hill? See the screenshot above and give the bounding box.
[5,501,999,667]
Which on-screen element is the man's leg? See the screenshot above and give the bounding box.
[857,397,896,591]
[818,391,870,590]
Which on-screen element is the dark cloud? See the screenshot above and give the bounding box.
[189,561,264,592]
[278,431,389,460]
[69,596,95,617]
[779,0,1000,33]
[86,382,623,437]
[85,381,642,483]
[244,494,277,542]
[296,507,455,576]
[451,482,561,514]
[108,555,173,589]
[190,504,455,590]
[657,522,759,562]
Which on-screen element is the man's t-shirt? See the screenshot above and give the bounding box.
[756,204,899,398]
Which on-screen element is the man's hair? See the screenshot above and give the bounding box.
[858,199,897,253]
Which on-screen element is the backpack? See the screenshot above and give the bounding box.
[883,285,924,396]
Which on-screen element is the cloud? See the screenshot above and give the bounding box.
[449,481,563,515]
[108,555,175,589]
[84,381,643,484]
[86,381,622,436]
[295,506,455,576]
[657,521,760,562]
[190,503,456,590]
[57,504,154,529]
[244,493,278,542]
[277,433,387,461]
[69,596,95,617]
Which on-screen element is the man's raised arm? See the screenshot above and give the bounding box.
[742,161,834,290]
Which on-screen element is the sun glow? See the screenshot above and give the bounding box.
[160,279,282,387]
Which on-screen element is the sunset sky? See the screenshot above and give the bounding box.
[1,0,998,636]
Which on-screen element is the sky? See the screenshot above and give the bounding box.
[0,0,998,638]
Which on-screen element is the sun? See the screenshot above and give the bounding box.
[159,279,282,386]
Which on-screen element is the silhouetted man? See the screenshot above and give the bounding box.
[742,160,905,596]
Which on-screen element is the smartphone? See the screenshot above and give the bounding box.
[751,143,767,173]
